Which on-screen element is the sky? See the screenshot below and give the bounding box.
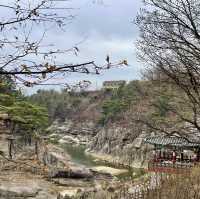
[1,0,144,93]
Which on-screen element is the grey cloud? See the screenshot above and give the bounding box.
[0,0,144,93]
[52,0,142,40]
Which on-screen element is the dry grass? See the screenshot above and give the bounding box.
[146,167,200,199]
[74,167,200,199]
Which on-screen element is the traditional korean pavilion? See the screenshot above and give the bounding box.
[144,135,200,173]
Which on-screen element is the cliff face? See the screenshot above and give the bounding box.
[47,116,153,168]
[88,125,152,168]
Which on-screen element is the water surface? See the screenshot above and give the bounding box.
[61,143,145,180]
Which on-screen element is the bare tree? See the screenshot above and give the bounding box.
[136,0,200,135]
[0,0,127,87]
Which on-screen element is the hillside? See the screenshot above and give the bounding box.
[29,80,190,167]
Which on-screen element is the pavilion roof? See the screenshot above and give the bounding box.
[144,135,200,148]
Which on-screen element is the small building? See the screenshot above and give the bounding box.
[144,135,200,173]
[103,80,126,90]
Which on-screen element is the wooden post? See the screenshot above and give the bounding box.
[35,139,39,160]
[7,136,15,159]
[8,139,12,159]
[41,136,48,166]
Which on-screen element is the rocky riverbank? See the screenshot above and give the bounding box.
[0,170,114,199]
[47,119,153,169]
[0,136,137,199]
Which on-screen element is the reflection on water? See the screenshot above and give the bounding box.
[61,143,99,167]
[61,143,145,180]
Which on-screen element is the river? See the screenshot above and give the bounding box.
[61,143,145,180]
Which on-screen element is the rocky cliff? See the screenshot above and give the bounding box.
[87,125,152,168]
[47,118,152,168]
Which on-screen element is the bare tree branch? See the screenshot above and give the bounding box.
[137,0,200,136]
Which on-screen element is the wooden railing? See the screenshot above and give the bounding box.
[148,160,195,173]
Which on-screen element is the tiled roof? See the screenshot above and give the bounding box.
[144,136,200,147]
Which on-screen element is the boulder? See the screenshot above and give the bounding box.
[49,166,93,179]
[0,183,40,199]
[91,166,128,176]
[57,187,98,199]
[57,189,79,199]
[38,144,70,168]
[59,135,80,145]
[52,178,92,187]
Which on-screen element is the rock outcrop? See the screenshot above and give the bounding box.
[49,166,93,179]
[0,184,40,199]
[47,119,152,168]
[47,120,98,145]
[0,172,58,199]
[42,144,70,167]
[88,126,152,168]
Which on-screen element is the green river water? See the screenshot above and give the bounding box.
[61,144,145,180]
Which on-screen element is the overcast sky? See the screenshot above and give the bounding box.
[2,0,144,93]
